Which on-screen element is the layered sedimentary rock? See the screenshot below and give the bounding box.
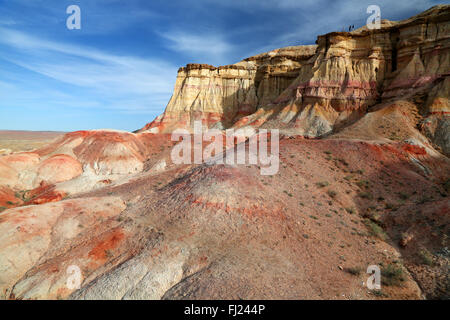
[0,6,449,300]
[4,134,448,300]
[140,46,317,132]
[0,130,175,208]
[142,5,449,153]
[239,6,449,139]
[0,197,127,299]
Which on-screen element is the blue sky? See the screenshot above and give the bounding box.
[0,0,443,132]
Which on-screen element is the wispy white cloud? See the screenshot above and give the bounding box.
[0,0,163,35]
[158,30,233,66]
[208,0,322,11]
[0,27,178,114]
[0,18,17,26]
[0,0,442,131]
[238,0,441,57]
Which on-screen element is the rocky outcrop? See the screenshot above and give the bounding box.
[0,130,174,207]
[240,6,449,138]
[0,6,449,300]
[4,136,445,300]
[0,197,126,299]
[141,5,449,152]
[140,46,317,132]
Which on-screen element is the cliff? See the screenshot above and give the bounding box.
[140,45,317,132]
[0,6,449,300]
[141,5,449,153]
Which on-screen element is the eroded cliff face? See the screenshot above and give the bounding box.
[140,45,317,132]
[141,5,449,153]
[239,5,449,142]
[0,6,449,301]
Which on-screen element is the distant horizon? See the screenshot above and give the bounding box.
[0,0,443,132]
[0,129,67,133]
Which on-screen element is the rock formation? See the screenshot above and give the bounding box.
[140,46,317,132]
[0,6,449,300]
[142,6,449,153]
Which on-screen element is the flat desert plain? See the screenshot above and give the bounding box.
[0,130,65,154]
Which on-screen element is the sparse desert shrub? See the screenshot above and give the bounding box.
[345,207,354,214]
[0,206,6,213]
[337,158,349,166]
[358,192,373,200]
[417,196,430,204]
[327,190,337,198]
[316,181,329,188]
[371,289,388,297]
[385,203,395,210]
[443,179,450,193]
[398,192,409,200]
[381,264,405,286]
[14,190,30,201]
[418,249,433,266]
[389,135,398,140]
[105,249,114,258]
[344,267,362,276]
[356,180,370,188]
[364,219,386,239]
[324,151,332,155]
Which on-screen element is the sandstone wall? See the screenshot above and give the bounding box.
[141,46,317,132]
[141,5,449,152]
